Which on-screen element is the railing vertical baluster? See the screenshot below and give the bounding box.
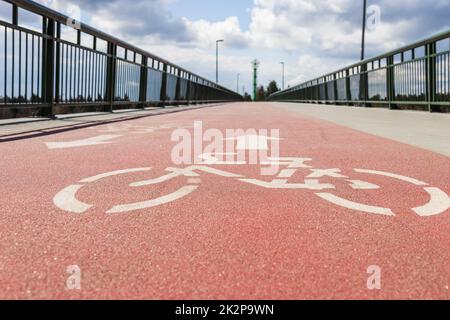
[193,77,199,103]
[359,63,367,107]
[387,55,395,109]
[4,26,7,104]
[175,68,181,103]
[25,32,28,102]
[12,5,17,105]
[12,25,15,104]
[18,30,21,103]
[333,74,338,103]
[345,69,351,105]
[426,41,437,112]
[185,73,191,105]
[139,55,148,109]
[65,43,68,103]
[160,62,167,106]
[42,17,55,117]
[105,42,117,112]
[54,22,60,104]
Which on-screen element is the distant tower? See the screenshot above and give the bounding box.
[251,59,260,101]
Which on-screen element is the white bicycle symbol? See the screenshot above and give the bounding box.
[54,154,450,217]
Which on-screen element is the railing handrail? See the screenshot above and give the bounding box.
[270,29,450,97]
[6,0,237,95]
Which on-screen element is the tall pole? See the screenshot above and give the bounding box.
[237,73,240,93]
[361,0,367,61]
[216,39,224,83]
[280,62,285,90]
[251,60,260,101]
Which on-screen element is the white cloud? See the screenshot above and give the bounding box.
[183,16,250,48]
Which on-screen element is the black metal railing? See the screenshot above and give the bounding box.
[0,0,242,119]
[269,30,450,112]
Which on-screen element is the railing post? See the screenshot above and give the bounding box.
[207,83,212,103]
[315,82,319,102]
[175,68,181,104]
[197,82,203,103]
[195,78,199,104]
[160,63,168,106]
[185,74,191,105]
[42,17,55,118]
[387,55,396,109]
[426,42,437,112]
[364,66,369,107]
[12,3,18,24]
[345,69,351,105]
[359,63,368,107]
[209,84,212,102]
[139,55,148,109]
[193,77,199,103]
[189,77,194,104]
[105,42,117,112]
[333,74,338,104]
[54,23,61,104]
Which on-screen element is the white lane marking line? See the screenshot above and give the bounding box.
[316,193,395,216]
[277,169,298,178]
[131,172,183,187]
[347,180,380,190]
[413,187,450,217]
[80,168,152,183]
[132,166,243,187]
[46,135,122,149]
[166,167,202,177]
[53,185,92,213]
[354,169,428,186]
[190,166,243,178]
[106,185,198,214]
[239,178,335,190]
[188,178,202,184]
[308,168,348,179]
[130,168,200,187]
[261,157,312,168]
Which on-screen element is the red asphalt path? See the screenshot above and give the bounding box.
[0,102,449,299]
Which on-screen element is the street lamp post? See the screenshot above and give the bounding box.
[360,0,368,107]
[237,73,240,93]
[361,0,367,61]
[280,62,285,90]
[216,39,224,83]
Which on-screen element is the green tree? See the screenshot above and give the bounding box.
[266,80,280,98]
[243,92,252,101]
[255,85,266,101]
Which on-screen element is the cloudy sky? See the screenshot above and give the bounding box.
[34,0,450,94]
